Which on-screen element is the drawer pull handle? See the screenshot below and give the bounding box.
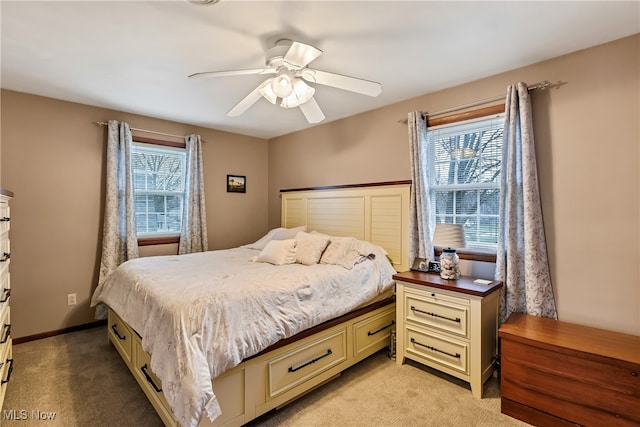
[1,358,14,385]
[140,363,163,392]
[0,253,9,263]
[410,338,461,359]
[288,349,333,373]
[0,288,9,303]
[411,306,460,323]
[368,320,395,336]
[0,217,9,222]
[111,324,126,341]
[0,324,10,344]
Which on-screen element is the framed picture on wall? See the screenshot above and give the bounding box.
[227,175,246,193]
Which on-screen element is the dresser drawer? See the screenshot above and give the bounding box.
[501,339,640,425]
[0,340,12,409]
[267,329,347,399]
[353,306,395,357]
[0,272,10,324]
[0,202,9,237]
[107,310,133,364]
[405,325,468,375]
[404,290,469,338]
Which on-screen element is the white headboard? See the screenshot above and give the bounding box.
[281,182,411,272]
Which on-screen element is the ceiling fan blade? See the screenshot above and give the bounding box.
[298,97,325,123]
[227,85,264,117]
[283,41,323,68]
[188,68,274,79]
[301,69,382,97]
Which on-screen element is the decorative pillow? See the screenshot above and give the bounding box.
[241,227,285,250]
[254,239,297,265]
[294,231,330,265]
[271,225,307,241]
[319,236,364,269]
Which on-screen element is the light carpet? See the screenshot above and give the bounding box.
[3,326,529,426]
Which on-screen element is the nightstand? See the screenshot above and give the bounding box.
[393,271,502,398]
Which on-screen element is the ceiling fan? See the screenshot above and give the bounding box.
[189,39,382,124]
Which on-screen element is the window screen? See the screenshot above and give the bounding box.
[427,114,504,248]
[131,143,186,236]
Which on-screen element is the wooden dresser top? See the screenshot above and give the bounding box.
[499,312,640,365]
[393,270,502,297]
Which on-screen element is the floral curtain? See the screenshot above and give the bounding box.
[95,120,139,319]
[178,134,208,254]
[495,82,558,323]
[408,111,434,265]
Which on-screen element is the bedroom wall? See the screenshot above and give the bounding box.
[0,90,269,339]
[268,34,640,336]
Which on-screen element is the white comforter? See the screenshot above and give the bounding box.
[90,247,396,427]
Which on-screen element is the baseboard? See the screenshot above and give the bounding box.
[13,319,107,344]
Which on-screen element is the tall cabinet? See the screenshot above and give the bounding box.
[0,189,13,410]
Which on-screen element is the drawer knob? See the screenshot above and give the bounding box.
[0,253,9,263]
[632,372,638,377]
[0,288,9,303]
[0,217,9,222]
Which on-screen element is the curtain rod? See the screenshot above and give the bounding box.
[94,121,191,140]
[398,80,561,125]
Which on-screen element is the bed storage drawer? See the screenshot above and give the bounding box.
[267,328,347,399]
[353,306,395,357]
[107,309,133,363]
[133,340,177,427]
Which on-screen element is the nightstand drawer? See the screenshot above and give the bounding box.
[405,326,468,374]
[405,292,468,338]
[353,306,395,357]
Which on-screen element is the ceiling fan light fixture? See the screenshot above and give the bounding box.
[280,79,315,109]
[271,73,294,98]
[258,78,277,104]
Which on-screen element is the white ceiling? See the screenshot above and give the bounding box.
[2,1,638,140]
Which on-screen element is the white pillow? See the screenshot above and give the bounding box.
[320,236,364,269]
[294,231,330,265]
[241,227,285,250]
[254,239,297,265]
[272,225,307,241]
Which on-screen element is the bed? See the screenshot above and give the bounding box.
[91,182,411,427]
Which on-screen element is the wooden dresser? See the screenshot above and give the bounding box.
[394,271,502,398]
[0,189,13,411]
[499,312,640,426]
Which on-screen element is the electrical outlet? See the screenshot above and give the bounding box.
[67,293,77,306]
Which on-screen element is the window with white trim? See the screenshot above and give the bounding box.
[427,114,504,249]
[132,143,186,237]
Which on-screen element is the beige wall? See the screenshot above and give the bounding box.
[269,34,640,335]
[1,91,269,338]
[2,34,638,339]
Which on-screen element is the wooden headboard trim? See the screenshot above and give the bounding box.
[280,180,411,193]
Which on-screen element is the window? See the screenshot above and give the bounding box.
[131,142,186,237]
[427,114,504,250]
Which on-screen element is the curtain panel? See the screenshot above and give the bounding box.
[178,134,208,254]
[495,82,558,323]
[408,111,434,265]
[95,120,139,319]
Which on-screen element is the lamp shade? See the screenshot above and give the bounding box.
[432,223,466,249]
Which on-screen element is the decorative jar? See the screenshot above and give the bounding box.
[439,248,460,280]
